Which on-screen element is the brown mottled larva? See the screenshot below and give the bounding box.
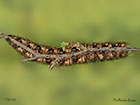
[0,32,139,70]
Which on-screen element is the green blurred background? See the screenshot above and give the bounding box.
[0,0,140,105]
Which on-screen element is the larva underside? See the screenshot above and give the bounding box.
[0,32,139,70]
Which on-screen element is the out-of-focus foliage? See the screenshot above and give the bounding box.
[0,0,140,105]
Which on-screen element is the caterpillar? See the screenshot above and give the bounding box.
[0,32,139,70]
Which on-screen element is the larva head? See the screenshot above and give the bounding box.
[0,32,2,38]
[0,32,8,39]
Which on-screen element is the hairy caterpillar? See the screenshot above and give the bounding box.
[0,32,139,70]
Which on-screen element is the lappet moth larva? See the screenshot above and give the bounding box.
[0,32,139,70]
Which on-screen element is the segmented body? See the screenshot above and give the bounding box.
[0,33,139,70]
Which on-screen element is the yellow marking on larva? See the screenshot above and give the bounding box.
[25,52,30,57]
[54,48,58,54]
[116,52,120,57]
[41,46,46,51]
[105,43,109,46]
[108,44,112,47]
[29,43,36,48]
[97,44,102,48]
[78,56,86,63]
[65,49,71,53]
[106,56,110,59]
[78,57,82,63]
[121,52,127,57]
[64,59,70,65]
[21,39,28,44]
[89,53,95,60]
[25,52,33,58]
[82,56,86,62]
[69,58,73,65]
[42,58,46,62]
[98,53,104,60]
[121,43,126,47]
[17,47,23,52]
[86,45,91,48]
[115,43,119,47]
[37,58,43,62]
[29,54,33,58]
[108,52,113,58]
[45,48,49,52]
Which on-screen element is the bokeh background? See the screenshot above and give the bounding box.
[0,0,140,105]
